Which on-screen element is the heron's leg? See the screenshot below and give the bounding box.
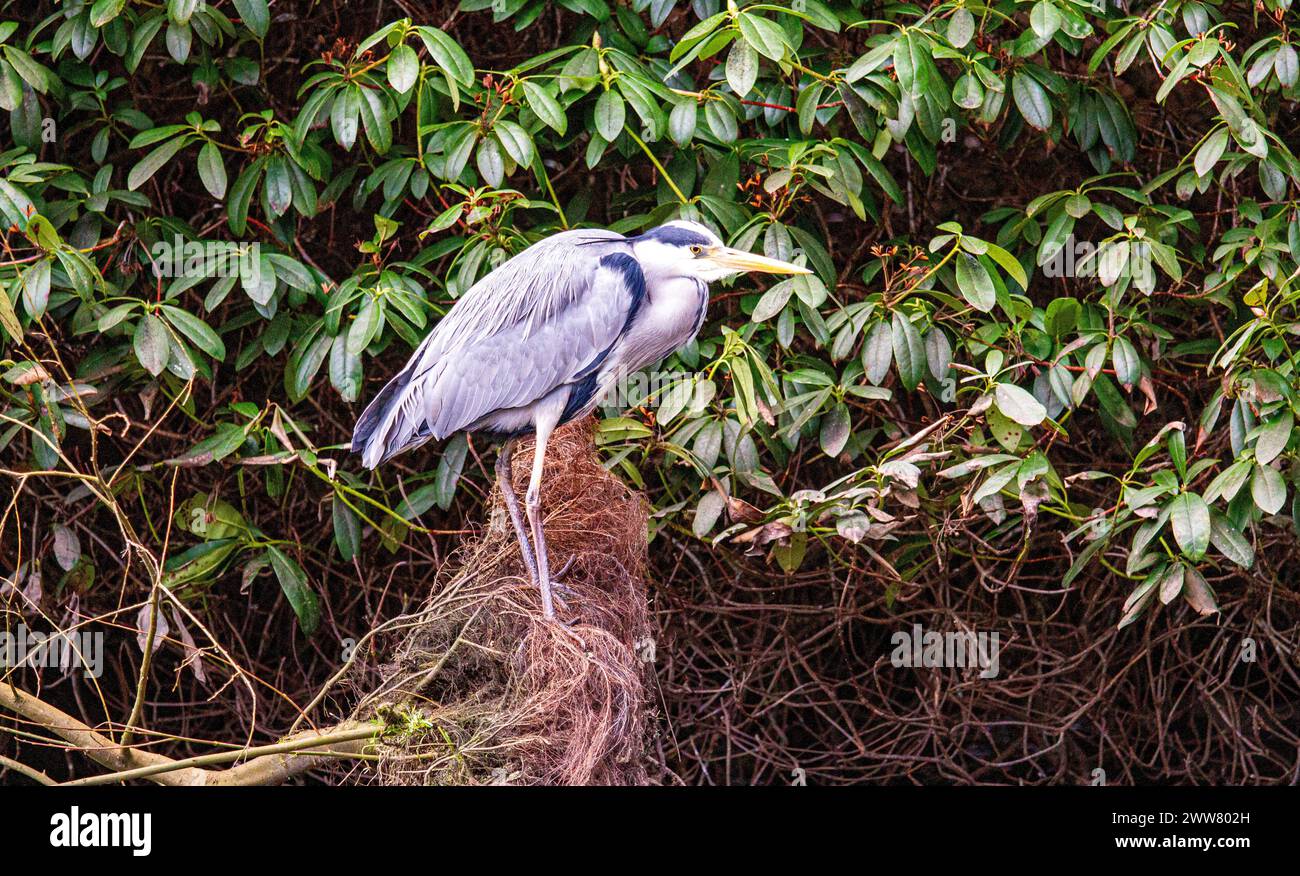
[495,439,539,588]
[525,419,557,620]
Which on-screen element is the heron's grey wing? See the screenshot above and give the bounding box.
[417,228,627,359]
[425,254,643,435]
[352,231,640,467]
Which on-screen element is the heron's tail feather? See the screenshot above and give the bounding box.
[351,364,433,469]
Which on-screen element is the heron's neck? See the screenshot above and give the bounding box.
[621,274,708,372]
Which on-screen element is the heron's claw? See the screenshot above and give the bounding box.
[538,559,577,623]
[551,555,576,584]
[550,574,577,605]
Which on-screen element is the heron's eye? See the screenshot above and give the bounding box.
[689,245,703,255]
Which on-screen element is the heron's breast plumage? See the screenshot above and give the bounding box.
[608,274,708,374]
[555,274,708,428]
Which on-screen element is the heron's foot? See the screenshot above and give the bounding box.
[541,557,578,617]
[529,556,576,620]
[536,577,583,625]
[551,555,577,585]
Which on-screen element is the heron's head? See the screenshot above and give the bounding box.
[631,220,811,283]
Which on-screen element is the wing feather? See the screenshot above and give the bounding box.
[352,232,642,467]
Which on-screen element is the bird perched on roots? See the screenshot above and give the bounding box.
[351,220,810,620]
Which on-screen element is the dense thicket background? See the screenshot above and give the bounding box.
[2,0,1299,784]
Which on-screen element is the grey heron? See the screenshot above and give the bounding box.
[351,220,810,619]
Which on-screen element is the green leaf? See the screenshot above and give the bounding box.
[347,296,381,355]
[196,141,227,199]
[862,320,893,385]
[669,100,696,146]
[521,80,566,134]
[1030,0,1061,40]
[165,21,191,63]
[1276,44,1299,87]
[331,86,360,150]
[494,120,534,167]
[984,242,1028,289]
[128,135,189,190]
[925,329,952,382]
[125,14,165,72]
[891,311,925,391]
[1208,511,1253,569]
[1204,459,1251,504]
[955,252,996,312]
[1118,571,1158,629]
[726,39,759,98]
[291,330,331,400]
[20,258,50,317]
[1157,563,1185,605]
[819,402,851,457]
[434,432,469,510]
[986,406,1023,451]
[1012,72,1052,131]
[1111,336,1140,389]
[416,26,475,88]
[894,30,931,100]
[751,280,792,322]
[90,0,128,28]
[427,203,463,233]
[795,79,825,134]
[1044,297,1080,337]
[1253,409,1292,465]
[1194,127,1229,177]
[266,546,321,636]
[441,125,477,181]
[737,13,788,61]
[387,42,419,93]
[705,99,738,142]
[231,0,270,38]
[0,179,35,230]
[993,383,1047,426]
[594,89,625,142]
[332,494,361,561]
[357,88,392,153]
[226,157,265,235]
[160,305,225,359]
[329,334,361,401]
[1037,211,1075,266]
[1250,463,1287,514]
[1169,492,1210,561]
[3,48,52,94]
[952,72,984,109]
[134,313,171,376]
[693,490,726,537]
[475,136,504,187]
[264,155,292,217]
[0,283,22,341]
[948,8,975,49]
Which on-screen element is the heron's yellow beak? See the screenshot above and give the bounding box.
[706,247,813,275]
